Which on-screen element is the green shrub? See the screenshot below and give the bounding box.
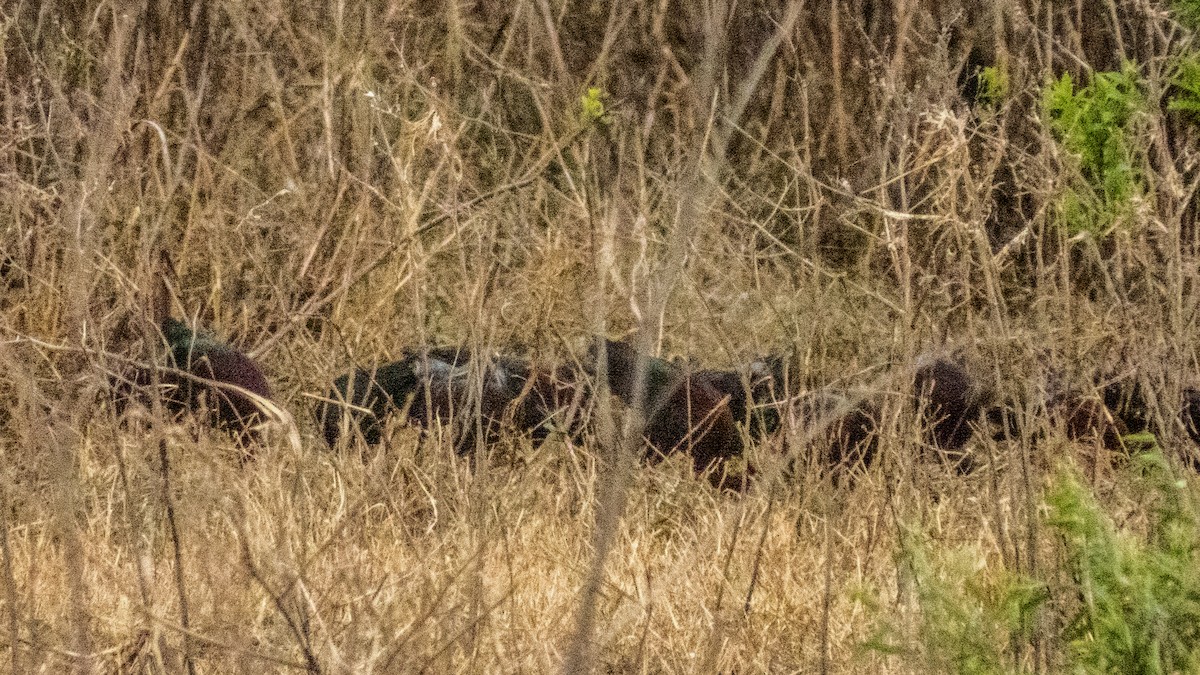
[579,87,612,128]
[863,528,1045,674]
[1168,53,1200,120]
[1174,0,1200,31]
[976,65,1009,108]
[1045,453,1200,673]
[1043,64,1146,238]
[867,454,1200,673]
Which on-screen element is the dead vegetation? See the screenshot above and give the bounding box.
[3,0,1200,672]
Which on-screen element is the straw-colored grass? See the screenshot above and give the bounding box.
[4,0,1200,672]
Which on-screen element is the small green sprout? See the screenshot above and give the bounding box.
[975,65,1009,107]
[579,87,612,128]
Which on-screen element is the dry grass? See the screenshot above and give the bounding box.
[4,0,1200,672]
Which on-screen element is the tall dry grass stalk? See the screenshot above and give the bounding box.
[2,0,1200,672]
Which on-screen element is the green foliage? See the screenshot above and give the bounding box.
[579,87,612,128]
[866,456,1200,673]
[976,65,1009,108]
[1121,431,1161,455]
[1174,0,1200,31]
[1043,64,1145,238]
[1168,54,1200,120]
[863,528,1045,674]
[1045,455,1200,673]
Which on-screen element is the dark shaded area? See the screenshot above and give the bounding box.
[589,338,743,482]
[956,44,992,109]
[913,356,987,473]
[1047,391,1127,452]
[788,391,879,483]
[1101,377,1151,435]
[317,347,590,453]
[0,256,19,289]
[112,318,275,449]
[1179,388,1200,475]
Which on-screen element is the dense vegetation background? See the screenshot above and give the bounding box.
[5,0,1200,672]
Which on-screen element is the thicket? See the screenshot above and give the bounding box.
[5,0,1200,672]
[867,451,1200,674]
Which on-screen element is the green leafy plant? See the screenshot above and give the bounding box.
[1168,53,1200,119]
[1045,454,1200,673]
[1043,64,1146,237]
[976,65,1009,108]
[579,87,612,128]
[862,528,1045,674]
[1121,430,1161,455]
[1174,0,1200,31]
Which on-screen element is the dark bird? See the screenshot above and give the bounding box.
[406,348,530,453]
[1047,388,1127,452]
[512,362,592,446]
[693,355,788,438]
[787,391,879,481]
[1037,367,1130,453]
[1036,373,1132,482]
[589,338,743,483]
[1100,376,1151,435]
[317,361,418,447]
[411,349,592,452]
[113,318,275,447]
[317,347,589,452]
[913,355,987,473]
[162,318,275,442]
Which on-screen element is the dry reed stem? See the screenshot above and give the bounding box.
[2,0,1200,672]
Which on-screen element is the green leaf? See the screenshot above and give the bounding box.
[579,87,611,128]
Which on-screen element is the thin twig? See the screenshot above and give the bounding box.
[237,527,322,674]
[158,438,197,675]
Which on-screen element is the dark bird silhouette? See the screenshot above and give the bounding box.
[693,355,788,438]
[913,355,987,473]
[162,318,275,443]
[1047,388,1127,452]
[1035,372,1132,482]
[317,347,590,452]
[1101,376,1151,435]
[589,338,743,483]
[1035,367,1130,453]
[983,369,1137,482]
[406,348,530,453]
[113,318,275,447]
[317,361,418,447]
[787,391,879,481]
[512,362,592,446]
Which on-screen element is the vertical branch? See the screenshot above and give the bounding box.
[830,1,848,163]
[561,205,631,675]
[157,439,196,675]
[562,2,801,671]
[0,476,21,674]
[534,0,570,80]
[818,508,835,675]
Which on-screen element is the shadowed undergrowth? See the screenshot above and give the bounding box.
[4,0,1200,672]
